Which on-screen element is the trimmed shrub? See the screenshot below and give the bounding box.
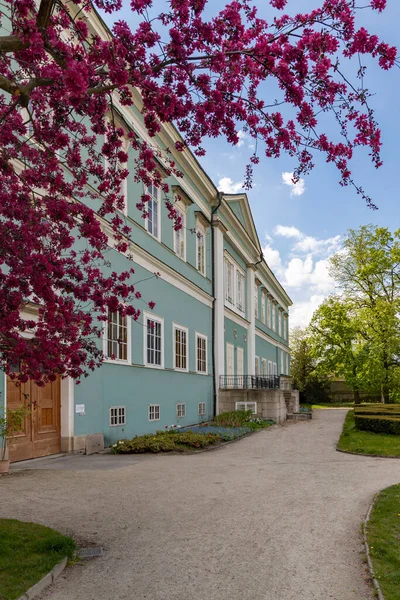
[111,430,221,454]
[354,404,400,417]
[355,415,400,436]
[213,410,273,429]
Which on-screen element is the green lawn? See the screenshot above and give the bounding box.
[0,519,75,600]
[337,410,400,457]
[366,484,400,600]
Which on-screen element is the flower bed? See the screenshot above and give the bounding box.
[111,411,274,454]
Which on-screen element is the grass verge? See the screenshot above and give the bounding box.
[366,484,400,599]
[337,411,400,457]
[0,518,75,600]
[301,402,354,409]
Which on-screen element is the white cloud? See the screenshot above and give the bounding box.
[293,234,341,255]
[263,243,282,272]
[237,130,246,147]
[290,295,327,329]
[282,171,305,197]
[275,225,302,239]
[283,257,335,295]
[217,177,243,194]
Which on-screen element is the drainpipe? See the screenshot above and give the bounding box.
[211,192,223,417]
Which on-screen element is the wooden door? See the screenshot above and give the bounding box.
[7,376,61,462]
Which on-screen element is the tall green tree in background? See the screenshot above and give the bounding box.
[311,226,400,403]
[309,298,367,404]
[290,327,328,404]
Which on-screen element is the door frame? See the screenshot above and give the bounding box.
[3,373,74,458]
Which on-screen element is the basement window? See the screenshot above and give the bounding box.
[110,406,126,426]
[198,402,206,416]
[235,402,257,415]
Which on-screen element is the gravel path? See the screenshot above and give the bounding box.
[2,409,400,600]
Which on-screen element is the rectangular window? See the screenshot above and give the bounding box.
[262,358,267,376]
[174,325,188,371]
[255,356,260,376]
[107,311,128,361]
[236,270,245,313]
[273,362,277,376]
[146,184,160,239]
[272,302,276,331]
[198,402,206,416]
[174,205,186,260]
[281,350,284,374]
[110,406,126,426]
[286,353,289,375]
[268,360,273,375]
[261,293,266,323]
[145,315,163,367]
[235,402,257,414]
[224,257,234,304]
[278,310,282,336]
[254,285,258,319]
[149,404,160,421]
[267,297,271,328]
[197,229,206,276]
[285,316,288,340]
[196,333,207,374]
[176,403,186,418]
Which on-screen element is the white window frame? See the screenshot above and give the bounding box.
[255,356,260,376]
[235,401,257,415]
[103,310,132,364]
[144,312,164,369]
[176,403,186,418]
[174,201,186,261]
[262,358,267,376]
[278,310,282,337]
[149,404,160,421]
[224,252,245,316]
[268,360,273,376]
[281,350,284,374]
[285,315,288,340]
[273,362,278,376]
[286,353,289,375]
[173,323,189,372]
[261,292,266,323]
[144,183,161,241]
[267,296,271,329]
[224,255,235,306]
[272,302,276,332]
[236,268,245,314]
[195,332,208,375]
[109,406,126,426]
[198,402,206,416]
[254,284,259,319]
[196,223,206,277]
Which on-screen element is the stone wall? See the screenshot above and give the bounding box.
[219,389,287,424]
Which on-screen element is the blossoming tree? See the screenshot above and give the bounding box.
[0,0,397,382]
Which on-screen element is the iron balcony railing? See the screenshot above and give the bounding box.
[219,375,280,390]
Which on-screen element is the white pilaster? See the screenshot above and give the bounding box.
[213,218,227,414]
[247,266,256,375]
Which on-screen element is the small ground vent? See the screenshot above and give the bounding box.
[77,547,104,559]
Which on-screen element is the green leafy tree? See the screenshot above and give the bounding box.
[290,327,329,404]
[326,226,400,402]
[309,298,366,404]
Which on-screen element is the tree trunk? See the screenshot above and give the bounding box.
[353,389,361,404]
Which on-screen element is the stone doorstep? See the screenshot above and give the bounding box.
[17,557,67,600]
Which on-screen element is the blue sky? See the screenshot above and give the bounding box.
[102,1,400,328]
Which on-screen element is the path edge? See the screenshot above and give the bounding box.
[17,556,67,600]
[336,447,400,459]
[363,497,385,600]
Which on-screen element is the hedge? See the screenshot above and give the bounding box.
[354,404,400,418]
[355,415,400,435]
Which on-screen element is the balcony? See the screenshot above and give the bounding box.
[219,375,280,390]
